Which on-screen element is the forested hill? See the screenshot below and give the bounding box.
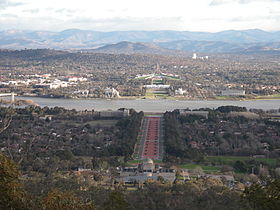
[0,49,186,63]
[1,29,280,54]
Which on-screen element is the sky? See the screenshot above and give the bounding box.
[0,0,280,32]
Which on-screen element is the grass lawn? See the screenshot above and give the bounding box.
[61,119,118,127]
[179,163,220,172]
[164,76,181,80]
[154,93,168,97]
[152,79,164,84]
[135,76,150,80]
[215,96,244,100]
[206,156,278,166]
[215,96,232,100]
[127,160,142,164]
[145,90,168,98]
[86,120,118,127]
[255,94,280,99]
[126,159,163,166]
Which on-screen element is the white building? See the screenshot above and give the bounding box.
[33,80,68,89]
[221,90,245,96]
[67,77,88,82]
[192,53,197,60]
[99,109,130,118]
[144,85,170,89]
[179,110,209,119]
[104,88,120,98]
[175,88,187,95]
[118,159,176,184]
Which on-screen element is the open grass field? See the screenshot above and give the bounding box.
[215,96,244,100]
[215,96,234,100]
[215,94,280,101]
[85,120,118,127]
[179,163,220,172]
[126,159,163,166]
[206,156,278,166]
[164,76,181,80]
[135,76,150,80]
[255,94,280,99]
[61,119,118,128]
[145,92,168,98]
[152,80,164,84]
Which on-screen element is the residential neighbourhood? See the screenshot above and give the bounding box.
[1,50,279,101]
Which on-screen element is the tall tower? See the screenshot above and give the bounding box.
[11,92,15,103]
[156,63,160,74]
[192,53,197,60]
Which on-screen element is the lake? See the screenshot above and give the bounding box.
[13,97,280,112]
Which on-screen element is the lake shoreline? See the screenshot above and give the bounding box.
[4,96,278,112]
[19,95,280,102]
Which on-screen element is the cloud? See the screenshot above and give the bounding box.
[0,16,184,31]
[229,15,280,22]
[0,0,280,32]
[69,16,184,31]
[22,9,39,14]
[0,13,17,18]
[54,9,77,14]
[209,0,231,6]
[210,0,280,6]
[269,8,280,14]
[0,0,24,10]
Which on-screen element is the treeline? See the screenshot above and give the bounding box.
[163,106,280,164]
[164,111,203,163]
[216,105,247,113]
[2,152,280,210]
[14,105,78,116]
[107,110,144,158]
[0,106,144,176]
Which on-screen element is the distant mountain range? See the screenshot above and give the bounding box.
[89,41,191,56]
[157,40,280,54]
[1,29,280,54]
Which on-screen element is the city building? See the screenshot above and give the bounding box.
[118,159,176,184]
[175,88,187,95]
[179,110,209,119]
[192,53,197,60]
[66,76,88,82]
[99,109,130,118]
[144,85,170,89]
[221,89,245,96]
[104,88,120,98]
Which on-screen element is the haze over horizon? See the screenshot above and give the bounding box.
[1,28,279,33]
[1,0,280,32]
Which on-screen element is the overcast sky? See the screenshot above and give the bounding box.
[0,0,280,32]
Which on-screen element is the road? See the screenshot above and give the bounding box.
[133,114,164,160]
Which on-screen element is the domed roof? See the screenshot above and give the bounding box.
[147,172,153,177]
[145,158,154,164]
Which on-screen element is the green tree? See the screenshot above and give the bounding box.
[244,179,280,210]
[104,191,128,210]
[0,152,27,210]
[233,160,247,173]
[41,189,95,210]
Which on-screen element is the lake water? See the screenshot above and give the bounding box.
[13,97,280,112]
